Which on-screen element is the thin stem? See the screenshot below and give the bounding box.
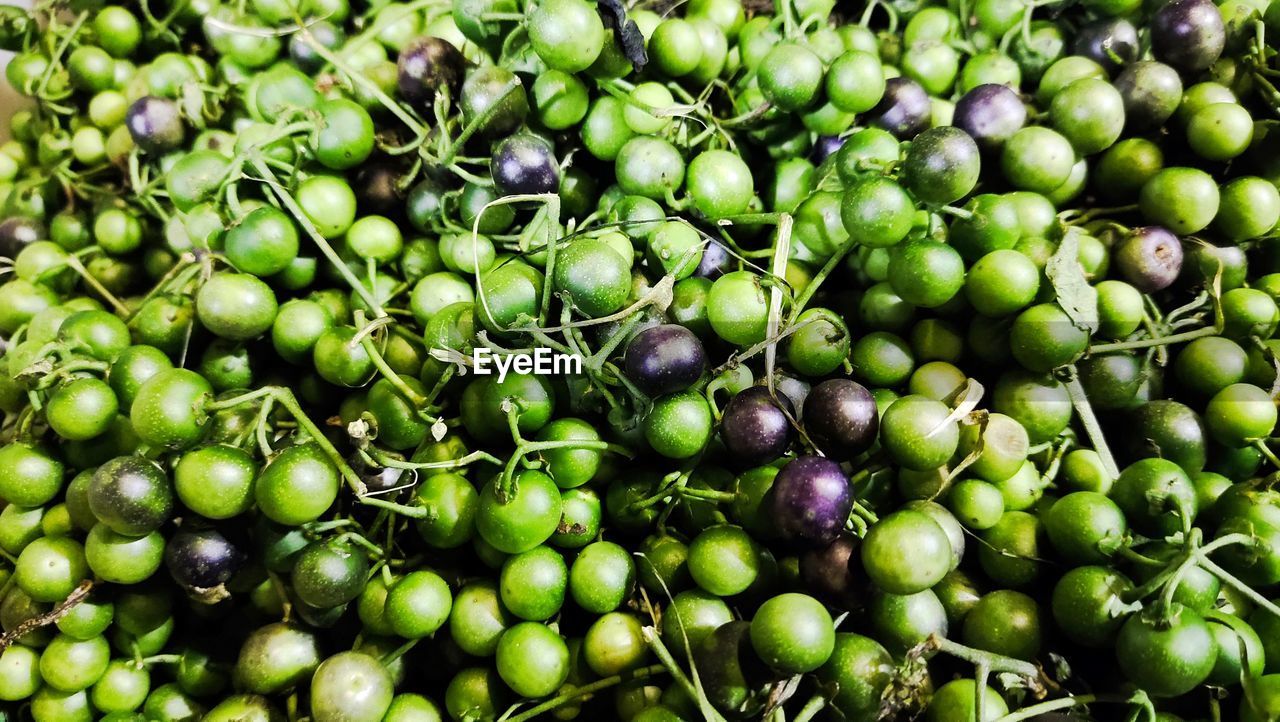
[993,695,1098,722]
[254,395,277,458]
[138,654,182,667]
[502,665,668,722]
[677,487,737,503]
[205,386,276,411]
[63,254,130,316]
[792,695,827,722]
[0,580,93,650]
[1256,439,1280,471]
[1200,557,1280,620]
[931,636,1041,679]
[975,664,990,722]
[764,214,793,396]
[788,241,852,323]
[1089,325,1219,354]
[358,326,430,412]
[302,31,426,139]
[267,387,368,496]
[642,628,726,722]
[437,77,522,167]
[715,212,785,226]
[369,448,503,471]
[248,157,386,317]
[358,495,429,518]
[1062,366,1119,480]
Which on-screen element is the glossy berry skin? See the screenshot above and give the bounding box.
[491,135,559,196]
[88,455,174,537]
[867,77,931,139]
[164,527,245,590]
[749,593,835,674]
[802,380,879,460]
[1114,226,1183,293]
[396,37,465,114]
[125,96,184,154]
[901,127,981,205]
[953,84,1026,151]
[1072,18,1138,72]
[720,386,794,466]
[0,217,44,259]
[800,534,862,608]
[1115,604,1216,697]
[623,324,707,395]
[1114,62,1183,133]
[768,455,853,547]
[1150,0,1225,72]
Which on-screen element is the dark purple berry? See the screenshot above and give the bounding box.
[354,161,405,215]
[0,216,45,259]
[490,134,559,196]
[1114,61,1183,133]
[813,135,846,163]
[1072,18,1139,73]
[695,240,733,280]
[1115,226,1184,293]
[867,77,931,140]
[800,533,863,609]
[720,386,795,466]
[125,96,185,154]
[165,527,246,590]
[772,373,811,416]
[953,84,1027,152]
[802,380,879,460]
[1151,0,1225,72]
[396,36,466,113]
[623,324,707,395]
[767,455,853,547]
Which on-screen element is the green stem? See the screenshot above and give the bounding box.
[792,695,826,722]
[992,695,1098,722]
[1122,550,1189,604]
[219,386,368,496]
[628,471,690,513]
[586,312,648,369]
[1256,440,1280,471]
[642,628,727,722]
[788,241,853,323]
[931,636,1041,679]
[763,214,793,393]
[437,77,522,167]
[302,31,426,139]
[253,395,277,458]
[248,156,386,317]
[367,447,503,471]
[678,487,737,504]
[1089,325,1219,354]
[205,386,276,411]
[713,212,785,226]
[127,255,197,319]
[35,12,88,99]
[138,654,182,666]
[63,254,130,316]
[356,320,431,413]
[1062,366,1119,480]
[502,665,669,722]
[358,495,429,518]
[1200,557,1280,620]
[332,531,386,558]
[34,359,110,389]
